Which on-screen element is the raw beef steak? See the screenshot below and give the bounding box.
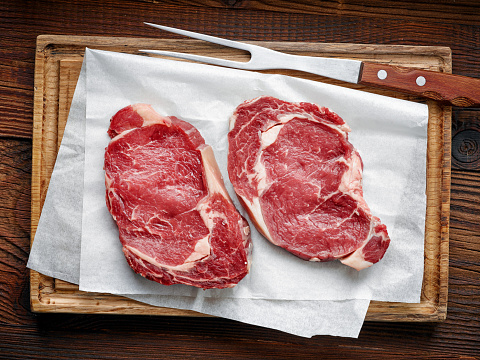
[227,96,390,271]
[105,104,251,289]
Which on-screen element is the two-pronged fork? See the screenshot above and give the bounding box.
[141,22,480,107]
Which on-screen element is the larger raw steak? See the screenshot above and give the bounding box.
[227,96,390,271]
[105,104,251,289]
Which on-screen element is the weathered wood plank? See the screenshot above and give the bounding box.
[0,138,32,326]
[142,0,480,24]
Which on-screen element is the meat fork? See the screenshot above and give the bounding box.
[141,22,480,107]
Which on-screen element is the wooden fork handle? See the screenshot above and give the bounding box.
[359,62,480,107]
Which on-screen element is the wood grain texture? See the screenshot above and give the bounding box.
[452,110,480,170]
[359,62,480,107]
[146,0,480,25]
[0,139,32,327]
[1,0,479,358]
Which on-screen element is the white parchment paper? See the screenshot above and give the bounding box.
[80,49,427,303]
[28,60,86,285]
[28,47,428,338]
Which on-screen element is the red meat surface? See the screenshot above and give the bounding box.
[227,96,390,270]
[105,104,251,289]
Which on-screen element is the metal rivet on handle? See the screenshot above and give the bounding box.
[416,76,426,86]
[377,69,387,80]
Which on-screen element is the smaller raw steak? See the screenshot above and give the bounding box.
[227,96,390,271]
[105,104,251,289]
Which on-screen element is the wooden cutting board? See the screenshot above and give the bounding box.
[30,35,451,321]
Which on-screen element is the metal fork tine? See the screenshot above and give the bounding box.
[144,22,254,52]
[142,22,296,72]
[139,49,252,69]
[142,22,364,84]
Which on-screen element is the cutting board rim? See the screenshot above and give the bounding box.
[30,35,451,322]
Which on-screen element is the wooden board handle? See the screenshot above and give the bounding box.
[359,62,480,107]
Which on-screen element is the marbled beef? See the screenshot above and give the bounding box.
[105,104,251,289]
[227,96,390,271]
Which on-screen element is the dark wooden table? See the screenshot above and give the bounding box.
[2,1,479,358]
